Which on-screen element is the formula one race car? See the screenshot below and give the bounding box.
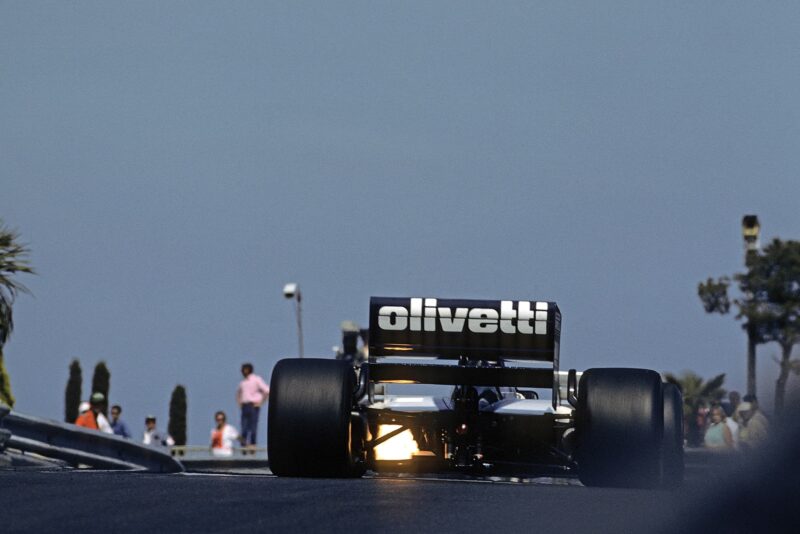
[267,297,684,488]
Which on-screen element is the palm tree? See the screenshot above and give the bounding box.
[664,370,726,447]
[0,219,35,407]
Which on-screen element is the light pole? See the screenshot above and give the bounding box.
[283,283,304,358]
[742,215,760,396]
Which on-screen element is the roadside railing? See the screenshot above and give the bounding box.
[0,409,183,473]
[0,406,11,452]
[169,444,269,470]
[170,445,267,459]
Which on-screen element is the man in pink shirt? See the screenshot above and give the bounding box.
[236,362,270,454]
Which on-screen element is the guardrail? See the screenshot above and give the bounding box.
[0,409,183,473]
[0,406,10,452]
[170,445,268,459]
[170,445,269,471]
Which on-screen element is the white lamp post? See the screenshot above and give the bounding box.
[283,283,304,358]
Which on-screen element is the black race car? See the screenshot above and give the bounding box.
[267,296,683,488]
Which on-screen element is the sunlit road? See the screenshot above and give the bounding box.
[0,451,756,533]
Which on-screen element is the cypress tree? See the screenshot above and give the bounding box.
[91,361,110,414]
[65,359,82,422]
[168,385,187,447]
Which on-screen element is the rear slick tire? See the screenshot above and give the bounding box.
[267,358,361,477]
[576,368,664,488]
[661,382,684,488]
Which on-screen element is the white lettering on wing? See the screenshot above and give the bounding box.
[377,299,548,335]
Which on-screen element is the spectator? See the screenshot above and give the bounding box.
[725,408,740,449]
[142,415,175,448]
[737,396,770,451]
[210,411,239,457]
[688,401,709,447]
[110,404,132,438]
[75,392,114,434]
[75,399,97,429]
[704,405,734,451]
[742,393,763,412]
[236,362,270,454]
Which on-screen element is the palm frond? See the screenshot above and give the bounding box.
[699,373,726,397]
[0,219,35,347]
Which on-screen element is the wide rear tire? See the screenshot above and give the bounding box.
[268,358,362,477]
[576,368,664,488]
[661,382,684,488]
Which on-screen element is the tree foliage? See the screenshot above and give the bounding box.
[737,239,800,347]
[698,238,800,415]
[737,239,800,414]
[65,359,83,422]
[0,220,35,347]
[664,370,727,447]
[0,349,14,407]
[664,370,727,418]
[698,277,731,314]
[0,219,35,407]
[168,385,187,447]
[91,361,111,413]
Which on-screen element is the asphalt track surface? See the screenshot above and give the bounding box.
[0,469,680,533]
[3,448,797,534]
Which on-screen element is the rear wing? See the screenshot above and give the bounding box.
[368,297,561,363]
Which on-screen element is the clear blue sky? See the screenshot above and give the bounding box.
[2,2,798,444]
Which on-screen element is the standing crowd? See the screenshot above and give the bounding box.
[210,362,270,456]
[699,391,770,452]
[74,392,174,447]
[72,361,270,456]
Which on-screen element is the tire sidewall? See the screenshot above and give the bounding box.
[576,368,664,488]
[268,358,356,477]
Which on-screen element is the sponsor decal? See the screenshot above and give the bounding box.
[377,298,548,335]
